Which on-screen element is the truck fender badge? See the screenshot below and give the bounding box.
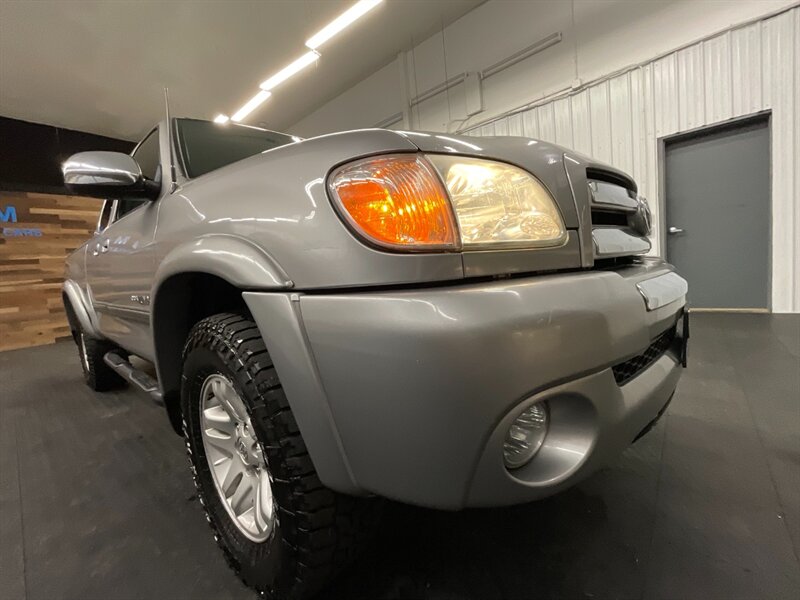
[130,294,151,306]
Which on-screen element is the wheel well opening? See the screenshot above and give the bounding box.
[152,272,249,433]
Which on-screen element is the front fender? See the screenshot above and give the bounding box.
[152,234,293,293]
[149,235,293,424]
[242,291,361,495]
[63,279,101,338]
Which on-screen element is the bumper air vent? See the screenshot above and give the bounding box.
[612,325,676,385]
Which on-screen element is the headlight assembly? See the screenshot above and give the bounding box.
[328,153,566,252]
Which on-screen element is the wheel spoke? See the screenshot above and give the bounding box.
[220,384,249,423]
[221,456,246,493]
[202,404,237,436]
[203,428,234,454]
[211,378,225,403]
[253,480,264,533]
[211,379,247,423]
[228,472,256,516]
[254,470,273,533]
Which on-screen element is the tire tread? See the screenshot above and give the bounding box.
[181,312,378,599]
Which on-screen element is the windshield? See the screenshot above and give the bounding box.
[176,118,297,178]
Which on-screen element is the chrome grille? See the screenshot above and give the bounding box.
[588,177,651,259]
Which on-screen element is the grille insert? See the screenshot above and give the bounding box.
[613,326,676,385]
[591,209,629,227]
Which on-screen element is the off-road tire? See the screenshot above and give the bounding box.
[181,312,378,599]
[77,330,126,391]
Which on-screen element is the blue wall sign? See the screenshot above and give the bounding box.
[1,204,44,237]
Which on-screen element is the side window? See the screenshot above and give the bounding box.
[115,129,161,221]
[115,197,145,220]
[133,129,161,182]
[96,199,114,232]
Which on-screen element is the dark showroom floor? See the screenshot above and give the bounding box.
[1,313,798,600]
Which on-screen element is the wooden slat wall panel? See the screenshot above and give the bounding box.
[0,191,99,352]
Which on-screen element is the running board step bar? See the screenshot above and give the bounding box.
[103,351,163,405]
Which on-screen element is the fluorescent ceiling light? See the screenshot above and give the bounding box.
[231,90,271,122]
[260,51,319,91]
[305,0,383,50]
[213,114,230,124]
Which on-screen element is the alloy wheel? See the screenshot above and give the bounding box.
[199,373,275,542]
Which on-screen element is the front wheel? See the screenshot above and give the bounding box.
[181,313,377,599]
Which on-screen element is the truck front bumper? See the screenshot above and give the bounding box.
[243,258,687,509]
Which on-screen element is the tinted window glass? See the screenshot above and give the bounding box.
[133,129,161,182]
[177,119,296,178]
[116,197,145,219]
[97,200,114,231]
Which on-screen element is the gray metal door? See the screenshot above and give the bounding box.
[664,117,770,309]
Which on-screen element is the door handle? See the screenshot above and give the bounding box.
[668,226,685,235]
[100,239,110,253]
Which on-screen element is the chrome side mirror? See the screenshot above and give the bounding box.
[62,151,159,199]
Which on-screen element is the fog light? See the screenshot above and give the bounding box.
[503,402,549,469]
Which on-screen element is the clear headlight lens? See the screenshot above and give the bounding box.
[503,402,549,469]
[428,155,567,249]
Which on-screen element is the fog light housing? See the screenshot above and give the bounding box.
[503,402,549,469]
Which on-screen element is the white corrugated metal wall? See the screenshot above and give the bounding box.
[466,7,799,313]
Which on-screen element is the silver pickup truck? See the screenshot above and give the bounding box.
[61,118,689,599]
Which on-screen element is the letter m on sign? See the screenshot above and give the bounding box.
[0,205,17,223]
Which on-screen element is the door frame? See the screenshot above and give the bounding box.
[656,110,773,311]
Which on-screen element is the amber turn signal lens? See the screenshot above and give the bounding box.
[328,154,459,250]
